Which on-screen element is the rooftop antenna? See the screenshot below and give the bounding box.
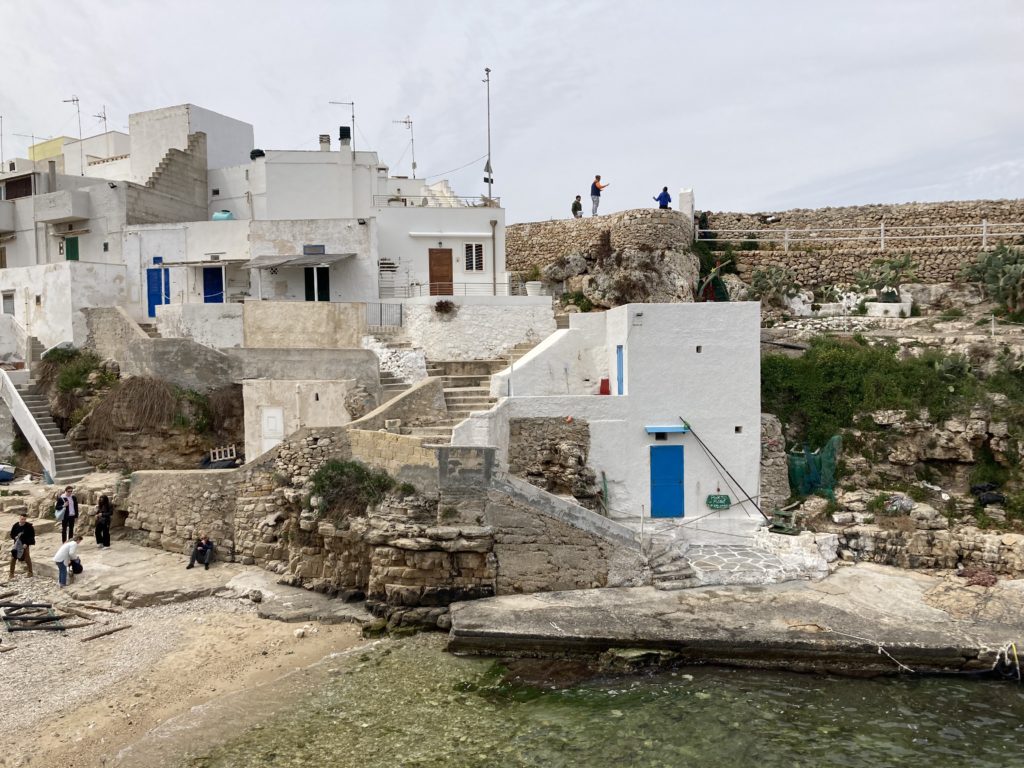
[328,100,355,150]
[483,67,493,201]
[13,132,39,162]
[0,115,4,167]
[393,115,416,178]
[94,105,110,158]
[63,95,83,175]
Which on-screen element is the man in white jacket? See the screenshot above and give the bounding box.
[53,535,83,587]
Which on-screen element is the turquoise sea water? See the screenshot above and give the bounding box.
[192,635,1024,768]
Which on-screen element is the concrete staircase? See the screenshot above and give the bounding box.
[136,322,161,339]
[506,340,539,364]
[28,337,45,368]
[646,540,699,591]
[13,381,93,484]
[399,362,501,445]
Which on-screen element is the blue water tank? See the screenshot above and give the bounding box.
[212,210,234,221]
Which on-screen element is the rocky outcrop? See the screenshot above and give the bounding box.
[506,209,699,307]
[507,417,598,507]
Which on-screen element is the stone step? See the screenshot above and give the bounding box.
[443,386,491,396]
[653,561,696,577]
[653,578,700,591]
[403,426,455,437]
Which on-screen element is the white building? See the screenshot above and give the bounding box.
[1,103,509,349]
[452,302,764,544]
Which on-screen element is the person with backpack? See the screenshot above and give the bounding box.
[55,485,79,542]
[53,535,83,587]
[95,495,113,548]
[9,513,35,579]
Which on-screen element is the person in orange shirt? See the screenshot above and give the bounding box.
[590,175,609,216]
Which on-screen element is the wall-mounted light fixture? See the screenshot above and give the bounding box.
[357,218,367,225]
[437,241,443,248]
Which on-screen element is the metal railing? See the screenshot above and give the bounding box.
[380,281,524,298]
[372,194,500,208]
[696,220,1024,252]
[365,302,404,328]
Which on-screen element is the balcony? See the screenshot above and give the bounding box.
[34,190,90,224]
[0,200,13,233]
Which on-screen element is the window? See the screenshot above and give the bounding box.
[102,242,109,252]
[2,291,14,315]
[0,246,6,269]
[696,345,703,353]
[735,426,743,434]
[211,188,220,196]
[303,244,326,256]
[464,242,484,271]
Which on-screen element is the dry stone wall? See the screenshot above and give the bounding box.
[705,199,1024,287]
[507,417,597,505]
[760,414,789,513]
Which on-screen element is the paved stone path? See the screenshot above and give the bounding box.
[686,544,798,586]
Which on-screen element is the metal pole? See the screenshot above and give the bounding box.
[484,67,493,202]
[982,218,988,249]
[63,96,83,175]
[1,115,4,167]
[328,101,356,150]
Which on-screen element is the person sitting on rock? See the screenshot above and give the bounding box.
[186,535,215,571]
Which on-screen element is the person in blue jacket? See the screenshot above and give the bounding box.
[654,187,672,209]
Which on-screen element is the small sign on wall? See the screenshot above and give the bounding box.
[705,494,731,510]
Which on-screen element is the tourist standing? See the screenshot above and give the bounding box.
[186,535,215,571]
[53,535,83,588]
[590,175,609,216]
[9,513,35,579]
[571,195,583,219]
[95,495,113,548]
[56,485,79,542]
[653,187,672,209]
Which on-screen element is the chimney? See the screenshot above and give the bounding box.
[47,160,57,192]
[338,126,351,147]
[319,134,331,152]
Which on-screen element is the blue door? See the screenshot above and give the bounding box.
[650,444,684,518]
[616,344,624,395]
[203,267,224,303]
[146,267,169,318]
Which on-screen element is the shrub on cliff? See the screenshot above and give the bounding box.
[962,245,1024,315]
[762,337,978,444]
[309,460,395,522]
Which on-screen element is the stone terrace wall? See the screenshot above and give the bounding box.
[705,198,1024,287]
[347,429,440,493]
[506,209,693,273]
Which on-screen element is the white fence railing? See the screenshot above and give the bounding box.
[0,369,56,483]
[697,220,1024,252]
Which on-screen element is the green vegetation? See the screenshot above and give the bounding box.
[308,460,396,522]
[561,291,593,313]
[939,307,965,320]
[749,266,800,308]
[853,254,915,303]
[39,347,111,393]
[762,336,979,445]
[962,245,1024,315]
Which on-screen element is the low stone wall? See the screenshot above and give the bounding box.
[506,209,693,273]
[760,414,789,513]
[347,429,440,493]
[507,417,596,503]
[350,377,448,431]
[707,198,1024,288]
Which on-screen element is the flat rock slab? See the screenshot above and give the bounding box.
[2,514,370,622]
[448,563,1024,675]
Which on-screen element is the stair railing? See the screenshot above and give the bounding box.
[0,369,57,483]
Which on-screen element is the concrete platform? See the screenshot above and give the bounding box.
[448,563,1024,676]
[2,513,371,624]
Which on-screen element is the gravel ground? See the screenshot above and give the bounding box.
[1,575,256,736]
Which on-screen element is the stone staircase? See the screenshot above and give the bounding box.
[400,362,501,445]
[506,340,539,365]
[137,322,161,339]
[28,337,45,368]
[645,540,699,590]
[555,313,571,330]
[13,381,92,484]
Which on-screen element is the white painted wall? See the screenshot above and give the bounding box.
[62,132,131,177]
[454,302,763,543]
[0,314,26,361]
[155,303,244,348]
[185,104,254,171]
[401,296,554,361]
[249,218,377,301]
[242,378,354,461]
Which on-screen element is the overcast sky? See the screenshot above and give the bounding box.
[2,0,1022,222]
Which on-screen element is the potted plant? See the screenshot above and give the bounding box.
[524,265,544,296]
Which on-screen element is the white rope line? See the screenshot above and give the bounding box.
[815,626,916,673]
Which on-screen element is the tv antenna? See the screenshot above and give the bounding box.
[328,100,355,150]
[63,95,83,175]
[393,116,416,178]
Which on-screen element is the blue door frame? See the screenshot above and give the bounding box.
[650,444,684,518]
[145,267,170,318]
[616,344,624,395]
[203,266,224,303]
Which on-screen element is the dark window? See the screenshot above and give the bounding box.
[696,345,703,353]
[4,175,32,199]
[102,242,109,252]
[654,432,667,441]
[464,243,484,271]
[735,426,743,434]
[211,188,220,196]
[304,266,330,301]
[0,246,6,269]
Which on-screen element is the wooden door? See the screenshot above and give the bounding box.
[428,248,453,295]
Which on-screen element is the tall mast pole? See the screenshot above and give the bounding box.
[328,100,356,150]
[63,95,83,175]
[483,67,493,201]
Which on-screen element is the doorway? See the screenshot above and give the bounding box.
[203,266,224,303]
[64,236,79,261]
[146,267,170,318]
[260,406,285,455]
[304,266,330,301]
[428,248,453,295]
[650,444,684,518]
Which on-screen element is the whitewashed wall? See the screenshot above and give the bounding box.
[401,296,554,361]
[0,314,26,360]
[155,303,244,348]
[453,303,763,543]
[242,378,354,462]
